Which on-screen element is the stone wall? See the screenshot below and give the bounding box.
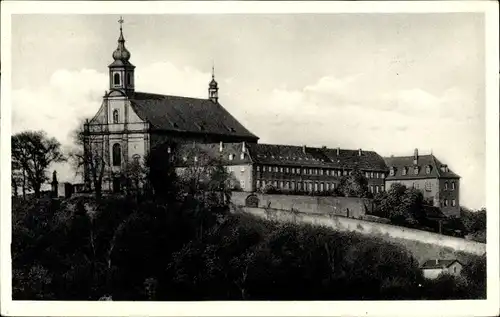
[237,206,486,262]
[231,191,373,218]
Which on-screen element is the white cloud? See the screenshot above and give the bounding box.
[244,74,484,209]
[12,66,484,209]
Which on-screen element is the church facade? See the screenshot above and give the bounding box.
[83,20,258,192]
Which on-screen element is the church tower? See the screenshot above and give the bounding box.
[208,64,219,103]
[109,17,135,94]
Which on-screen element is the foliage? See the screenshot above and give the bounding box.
[338,167,370,198]
[12,131,65,197]
[373,183,424,225]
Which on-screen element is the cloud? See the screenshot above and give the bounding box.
[243,75,484,209]
[12,66,484,209]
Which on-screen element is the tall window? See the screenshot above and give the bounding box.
[114,73,120,85]
[127,73,132,85]
[452,199,456,207]
[112,109,119,123]
[451,182,456,190]
[444,182,448,191]
[112,143,121,166]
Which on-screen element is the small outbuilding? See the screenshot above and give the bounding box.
[421,259,464,279]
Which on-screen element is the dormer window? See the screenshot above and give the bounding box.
[389,167,395,176]
[426,165,432,174]
[113,73,121,86]
[414,167,419,175]
[240,153,245,160]
[402,167,407,176]
[229,154,234,161]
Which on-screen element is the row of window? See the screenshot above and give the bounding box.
[256,179,338,192]
[443,199,457,207]
[444,182,456,191]
[389,165,432,176]
[257,165,384,178]
[113,72,132,87]
[369,185,385,194]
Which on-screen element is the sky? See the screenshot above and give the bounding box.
[11,13,486,209]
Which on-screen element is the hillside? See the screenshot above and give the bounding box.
[12,195,486,300]
[232,205,485,267]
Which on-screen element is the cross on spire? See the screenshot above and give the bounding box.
[118,16,124,30]
[212,60,215,79]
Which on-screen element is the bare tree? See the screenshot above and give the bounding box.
[12,131,65,198]
[177,145,233,205]
[68,119,108,199]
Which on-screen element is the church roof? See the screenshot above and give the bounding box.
[384,154,460,180]
[129,92,258,141]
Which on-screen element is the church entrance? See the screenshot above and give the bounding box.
[113,177,121,193]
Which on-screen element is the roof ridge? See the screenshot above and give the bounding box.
[431,154,442,178]
[133,91,209,101]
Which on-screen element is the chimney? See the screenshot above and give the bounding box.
[219,141,223,152]
[242,141,246,153]
[302,145,306,154]
[358,148,362,156]
[337,147,340,156]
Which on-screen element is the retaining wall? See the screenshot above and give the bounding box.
[231,191,372,218]
[238,206,486,262]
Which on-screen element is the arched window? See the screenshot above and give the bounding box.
[112,109,119,123]
[127,73,132,85]
[426,165,432,174]
[112,143,121,166]
[114,73,121,85]
[444,182,448,191]
[451,181,456,190]
[132,154,140,164]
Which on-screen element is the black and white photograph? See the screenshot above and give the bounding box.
[1,1,499,316]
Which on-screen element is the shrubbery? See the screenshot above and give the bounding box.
[11,143,486,301]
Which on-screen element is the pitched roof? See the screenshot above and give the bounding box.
[384,154,460,180]
[421,259,462,269]
[247,143,387,171]
[129,92,258,141]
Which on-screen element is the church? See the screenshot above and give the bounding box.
[83,19,259,192]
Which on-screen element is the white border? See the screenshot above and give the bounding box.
[1,1,499,316]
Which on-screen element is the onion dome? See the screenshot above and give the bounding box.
[112,17,131,61]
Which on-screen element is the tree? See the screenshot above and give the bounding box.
[143,142,179,202]
[123,158,147,198]
[68,120,107,199]
[12,131,65,197]
[374,183,424,225]
[338,167,369,198]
